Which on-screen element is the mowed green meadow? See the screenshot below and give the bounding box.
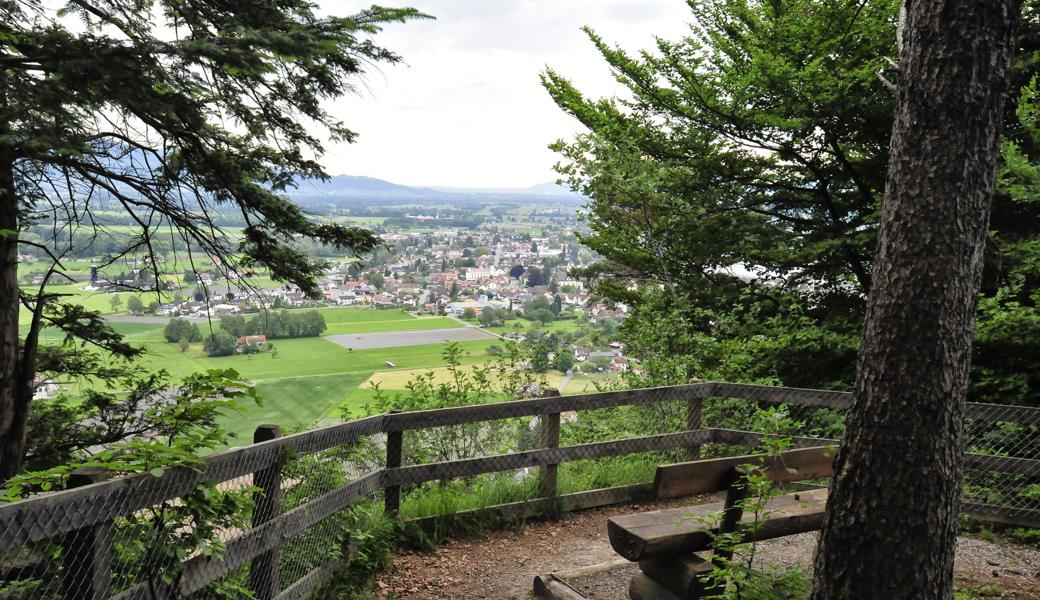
[26,306,490,447]
[133,336,497,445]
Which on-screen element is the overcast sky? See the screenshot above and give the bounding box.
[319,1,693,189]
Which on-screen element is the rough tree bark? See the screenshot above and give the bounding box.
[811,2,1019,599]
[0,101,29,482]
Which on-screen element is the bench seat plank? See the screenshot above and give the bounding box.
[654,446,836,499]
[608,488,828,561]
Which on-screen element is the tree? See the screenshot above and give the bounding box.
[812,2,1019,598]
[1,1,426,480]
[479,307,509,327]
[543,0,1040,400]
[530,344,550,373]
[462,307,478,320]
[108,294,123,314]
[366,271,386,290]
[163,318,201,343]
[126,296,145,316]
[219,314,250,338]
[525,267,545,287]
[509,264,525,279]
[555,348,574,373]
[204,331,237,357]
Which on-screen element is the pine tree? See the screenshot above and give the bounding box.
[0,0,427,480]
[812,1,1019,597]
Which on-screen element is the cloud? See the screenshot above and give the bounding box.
[319,1,692,188]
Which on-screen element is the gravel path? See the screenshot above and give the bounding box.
[323,327,495,350]
[373,498,1040,599]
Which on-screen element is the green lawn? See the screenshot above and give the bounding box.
[133,337,496,386]
[561,372,608,395]
[118,337,499,444]
[316,307,417,323]
[18,282,159,322]
[221,372,370,446]
[487,318,582,335]
[109,322,168,342]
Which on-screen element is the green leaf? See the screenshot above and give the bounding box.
[149,468,165,478]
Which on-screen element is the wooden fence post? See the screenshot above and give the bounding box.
[686,396,703,460]
[540,389,562,502]
[249,424,282,600]
[385,410,403,516]
[62,467,112,600]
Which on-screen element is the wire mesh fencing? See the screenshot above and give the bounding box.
[696,388,1040,528]
[1,382,1037,600]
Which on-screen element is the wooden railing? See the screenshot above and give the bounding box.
[0,382,1037,600]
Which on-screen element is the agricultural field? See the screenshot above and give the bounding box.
[24,294,596,449]
[314,307,462,334]
[130,336,499,444]
[338,362,609,421]
[485,317,583,335]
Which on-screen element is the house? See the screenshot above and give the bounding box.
[236,335,268,347]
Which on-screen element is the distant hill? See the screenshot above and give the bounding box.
[521,181,578,196]
[290,175,584,207]
[293,175,444,198]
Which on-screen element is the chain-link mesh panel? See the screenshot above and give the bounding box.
[0,419,384,600]
[2,385,1037,600]
[699,392,1040,527]
[962,404,1040,523]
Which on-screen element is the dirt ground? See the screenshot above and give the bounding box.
[372,497,1040,600]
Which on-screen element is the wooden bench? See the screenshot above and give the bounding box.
[607,446,836,600]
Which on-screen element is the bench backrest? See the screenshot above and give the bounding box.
[653,445,836,500]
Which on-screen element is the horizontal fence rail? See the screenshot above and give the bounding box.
[1,381,1037,600]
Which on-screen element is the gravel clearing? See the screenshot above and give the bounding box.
[373,497,1040,600]
[324,327,495,350]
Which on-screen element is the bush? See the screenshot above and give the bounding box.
[218,310,326,339]
[163,318,201,343]
[204,330,237,356]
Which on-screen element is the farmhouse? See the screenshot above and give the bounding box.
[235,335,267,348]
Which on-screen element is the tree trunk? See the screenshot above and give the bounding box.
[811,2,1019,600]
[0,102,28,482]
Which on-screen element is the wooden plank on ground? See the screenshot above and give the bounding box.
[533,573,588,599]
[628,572,686,600]
[639,553,715,598]
[608,488,828,561]
[654,446,837,499]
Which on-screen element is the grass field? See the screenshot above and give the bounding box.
[17,283,157,321]
[317,307,417,323]
[126,337,501,447]
[486,318,583,335]
[132,337,496,382]
[24,301,505,445]
[362,365,567,390]
[225,372,371,445]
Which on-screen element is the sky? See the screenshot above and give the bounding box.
[319,1,694,189]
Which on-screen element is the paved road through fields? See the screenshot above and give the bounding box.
[324,327,497,350]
